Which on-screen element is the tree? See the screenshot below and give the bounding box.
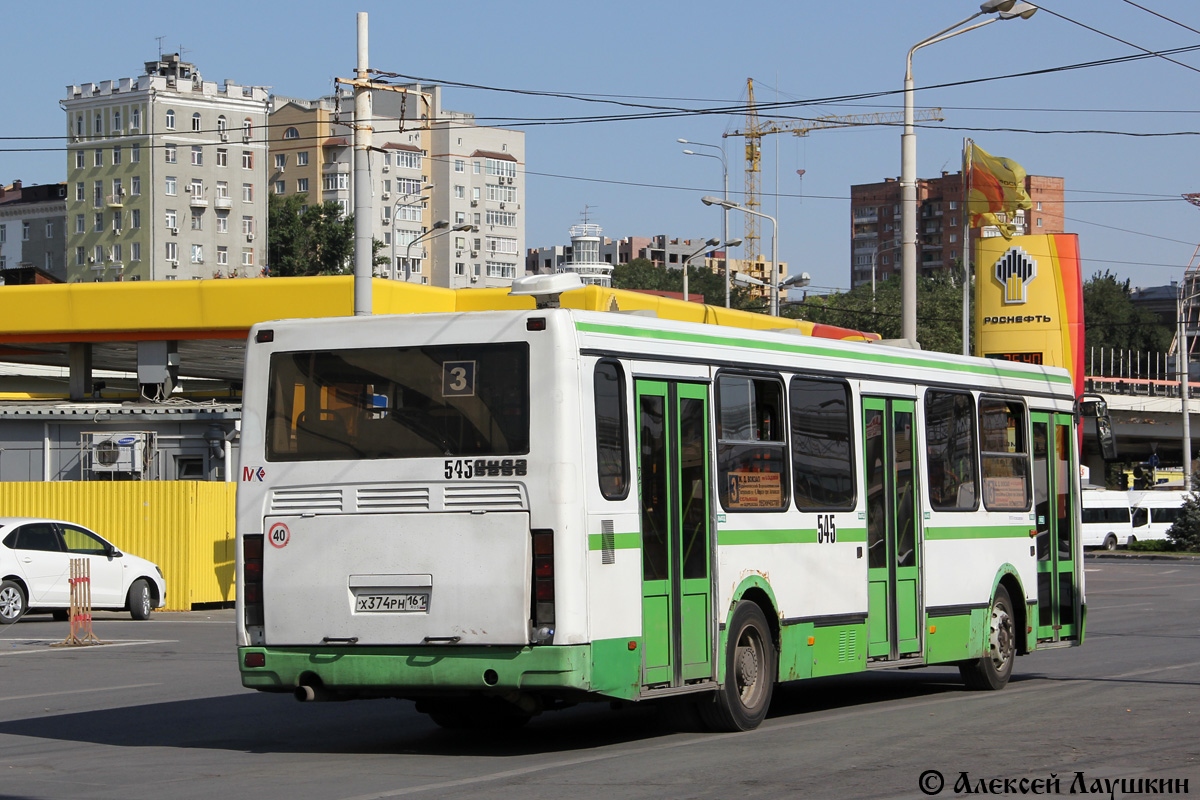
[1166,490,1200,551]
[785,271,968,354]
[267,193,357,277]
[1082,270,1172,354]
[611,258,758,310]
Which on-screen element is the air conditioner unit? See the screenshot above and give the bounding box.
[246,233,255,242]
[499,203,505,209]
[470,251,478,258]
[506,177,513,185]
[168,260,178,267]
[170,228,179,235]
[87,257,96,264]
[470,275,478,283]
[470,200,478,207]
[219,132,228,142]
[90,432,148,473]
[184,185,192,193]
[382,192,390,200]
[382,165,390,173]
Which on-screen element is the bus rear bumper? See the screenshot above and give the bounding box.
[239,644,595,697]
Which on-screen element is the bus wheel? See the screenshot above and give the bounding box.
[699,600,775,732]
[959,585,1016,691]
[1103,534,1118,551]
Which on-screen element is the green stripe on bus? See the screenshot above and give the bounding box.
[719,527,868,546]
[924,525,1032,540]
[573,321,1071,385]
[587,532,641,551]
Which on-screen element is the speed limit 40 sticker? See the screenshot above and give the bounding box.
[268,522,290,548]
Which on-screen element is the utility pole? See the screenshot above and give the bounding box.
[352,12,373,316]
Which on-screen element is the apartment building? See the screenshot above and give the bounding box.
[0,181,68,281]
[63,55,270,282]
[268,84,524,288]
[850,171,1064,289]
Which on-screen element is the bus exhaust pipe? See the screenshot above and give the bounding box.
[294,682,333,702]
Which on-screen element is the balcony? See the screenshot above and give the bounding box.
[190,194,209,208]
[214,196,232,209]
[106,194,124,208]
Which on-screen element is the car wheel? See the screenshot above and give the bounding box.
[128,579,152,620]
[0,580,27,625]
[697,600,776,731]
[959,585,1016,691]
[1103,533,1117,551]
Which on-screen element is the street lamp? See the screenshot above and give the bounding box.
[681,238,721,303]
[900,0,1038,343]
[680,139,732,308]
[702,195,781,316]
[733,270,811,310]
[405,221,474,283]
[390,191,429,281]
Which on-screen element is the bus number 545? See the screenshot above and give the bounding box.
[817,514,836,544]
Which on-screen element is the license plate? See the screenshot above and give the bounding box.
[355,593,428,613]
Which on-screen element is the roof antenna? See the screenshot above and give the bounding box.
[155,36,165,60]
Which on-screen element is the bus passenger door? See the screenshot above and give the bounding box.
[636,379,714,688]
[863,397,922,660]
[1032,413,1079,642]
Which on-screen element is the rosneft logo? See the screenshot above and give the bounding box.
[995,246,1037,305]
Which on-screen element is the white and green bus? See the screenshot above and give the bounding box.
[236,296,1084,731]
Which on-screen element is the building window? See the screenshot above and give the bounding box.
[454,185,465,199]
[131,242,141,261]
[1036,218,1043,227]
[242,216,254,235]
[112,177,122,198]
[164,144,177,164]
[76,115,83,137]
[296,152,308,166]
[76,183,84,202]
[165,209,177,229]
[94,114,102,135]
[485,158,517,178]
[131,176,140,196]
[93,181,102,206]
[486,236,518,255]
[216,181,229,200]
[716,373,789,511]
[217,116,227,135]
[165,109,176,130]
[131,107,140,130]
[242,151,253,169]
[113,146,122,165]
[165,176,177,196]
[216,148,228,167]
[455,262,465,276]
[395,150,421,170]
[111,243,121,264]
[131,144,140,163]
[274,181,285,194]
[192,112,202,132]
[455,211,465,224]
[454,159,465,173]
[191,244,204,263]
[76,246,86,265]
[472,161,481,174]
[243,118,253,139]
[75,150,85,169]
[274,154,286,170]
[296,178,308,193]
[191,146,203,166]
[94,148,103,167]
[132,209,140,228]
[44,221,53,238]
[113,110,121,131]
[323,174,350,191]
[486,184,518,203]
[191,210,202,230]
[217,246,228,265]
[75,214,85,234]
[217,211,229,233]
[486,210,517,227]
[166,241,177,262]
[242,248,254,266]
[284,127,299,139]
[94,245,104,263]
[485,261,517,279]
[242,183,253,202]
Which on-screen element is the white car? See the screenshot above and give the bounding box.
[0,517,166,624]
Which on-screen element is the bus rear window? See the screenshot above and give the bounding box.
[265,343,529,461]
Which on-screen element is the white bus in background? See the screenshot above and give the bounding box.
[1129,490,1188,546]
[234,280,1085,731]
[1080,489,1187,549]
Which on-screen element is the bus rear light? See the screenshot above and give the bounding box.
[526,317,547,332]
[531,529,555,634]
[243,534,264,628]
[243,652,266,668]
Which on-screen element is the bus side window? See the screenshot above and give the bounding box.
[925,390,979,511]
[1132,507,1148,528]
[594,361,629,500]
[716,374,789,512]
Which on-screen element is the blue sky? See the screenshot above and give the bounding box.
[4,0,1198,295]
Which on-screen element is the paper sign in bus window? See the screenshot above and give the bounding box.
[442,361,476,398]
[727,471,782,508]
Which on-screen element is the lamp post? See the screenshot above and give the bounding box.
[682,238,721,303]
[390,191,429,281]
[404,221,474,283]
[702,196,781,315]
[900,0,1038,343]
[680,139,731,307]
[733,270,812,310]
[1178,283,1200,487]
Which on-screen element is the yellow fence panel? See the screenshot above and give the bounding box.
[0,482,236,611]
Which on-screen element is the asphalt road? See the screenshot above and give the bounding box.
[0,558,1196,800]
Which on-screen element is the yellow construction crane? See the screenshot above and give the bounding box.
[724,77,944,263]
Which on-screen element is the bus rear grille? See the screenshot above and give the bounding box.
[269,488,344,514]
[443,484,527,510]
[356,486,431,512]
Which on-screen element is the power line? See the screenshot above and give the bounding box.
[1030,2,1200,76]
[1119,0,1200,37]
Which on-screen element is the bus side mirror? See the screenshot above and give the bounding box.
[1080,394,1119,462]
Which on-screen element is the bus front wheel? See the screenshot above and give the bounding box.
[1103,533,1118,551]
[698,600,775,732]
[959,585,1016,691]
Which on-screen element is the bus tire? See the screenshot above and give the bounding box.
[1103,533,1117,551]
[128,580,152,620]
[698,600,775,732]
[0,580,27,625]
[959,585,1016,691]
